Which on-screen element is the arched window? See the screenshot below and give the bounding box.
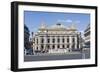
[67,37,69,43]
[62,37,65,43]
[41,45,44,49]
[62,45,65,48]
[47,45,50,49]
[67,45,69,48]
[52,45,55,49]
[57,45,60,49]
[41,38,44,43]
[47,38,50,43]
[37,47,38,50]
[57,38,60,43]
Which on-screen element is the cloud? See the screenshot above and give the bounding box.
[66,19,72,23]
[57,19,80,24]
[57,19,72,23]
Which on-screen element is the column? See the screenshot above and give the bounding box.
[55,36,57,49]
[60,36,62,49]
[50,36,52,49]
[64,36,67,49]
[34,37,37,50]
[32,37,35,50]
[70,36,72,51]
[38,36,41,51]
[75,36,77,49]
[44,36,46,50]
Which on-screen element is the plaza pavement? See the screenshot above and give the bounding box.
[24,49,90,62]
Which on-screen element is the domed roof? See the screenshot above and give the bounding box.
[50,23,66,29]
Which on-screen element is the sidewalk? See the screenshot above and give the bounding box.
[26,51,81,56]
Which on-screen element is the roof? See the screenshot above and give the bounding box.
[50,23,66,30]
[39,22,77,31]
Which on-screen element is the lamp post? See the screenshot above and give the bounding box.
[79,33,86,59]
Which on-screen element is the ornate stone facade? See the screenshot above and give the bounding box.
[32,22,82,53]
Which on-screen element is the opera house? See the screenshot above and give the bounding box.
[32,22,82,53]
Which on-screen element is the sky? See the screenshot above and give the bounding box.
[24,11,90,35]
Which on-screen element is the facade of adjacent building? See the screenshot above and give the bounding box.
[32,23,82,53]
[84,24,90,49]
[24,25,30,49]
[24,25,34,55]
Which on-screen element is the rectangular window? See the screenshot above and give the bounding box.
[47,38,50,43]
[67,45,69,48]
[62,38,64,43]
[57,38,60,43]
[67,38,69,43]
[41,38,44,43]
[52,38,55,43]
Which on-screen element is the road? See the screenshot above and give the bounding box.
[24,50,90,62]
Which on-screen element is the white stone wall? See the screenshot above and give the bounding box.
[33,29,81,52]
